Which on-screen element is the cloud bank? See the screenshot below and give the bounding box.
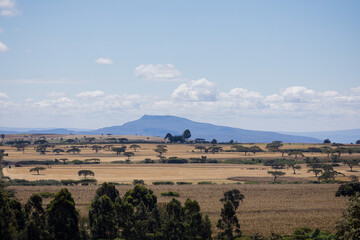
[0,79,359,131]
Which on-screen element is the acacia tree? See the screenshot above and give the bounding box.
[46,188,79,240]
[194,145,206,152]
[53,149,64,155]
[30,167,46,175]
[59,158,68,164]
[124,151,134,160]
[112,146,126,155]
[183,129,191,140]
[78,170,95,179]
[308,169,323,178]
[129,144,141,152]
[267,171,286,181]
[91,145,102,153]
[153,145,168,156]
[343,159,360,172]
[66,146,81,154]
[286,160,302,174]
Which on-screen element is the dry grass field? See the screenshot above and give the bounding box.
[1,134,360,236]
[3,163,359,184]
[8,184,347,235]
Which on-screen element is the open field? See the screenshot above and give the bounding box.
[8,184,347,235]
[2,141,359,163]
[2,134,360,236]
[3,163,360,184]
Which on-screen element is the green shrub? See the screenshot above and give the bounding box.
[166,157,188,164]
[176,181,192,185]
[38,192,55,198]
[61,179,80,186]
[198,181,216,185]
[110,160,126,164]
[71,160,84,164]
[144,158,155,163]
[152,181,174,185]
[161,191,180,197]
[133,179,145,185]
[8,179,62,186]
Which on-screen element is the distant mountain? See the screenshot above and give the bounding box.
[0,127,90,135]
[282,129,360,144]
[88,115,322,143]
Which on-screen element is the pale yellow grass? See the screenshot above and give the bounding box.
[4,163,360,184]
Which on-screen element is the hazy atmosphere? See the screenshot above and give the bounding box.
[0,0,359,131]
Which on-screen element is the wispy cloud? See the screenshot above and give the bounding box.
[76,90,104,98]
[0,40,8,52]
[0,92,9,98]
[134,64,181,81]
[0,0,20,16]
[95,57,114,64]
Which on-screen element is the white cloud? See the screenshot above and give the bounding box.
[76,90,104,98]
[0,0,19,16]
[0,92,9,98]
[172,78,218,101]
[0,80,359,131]
[0,40,9,52]
[134,64,181,81]
[47,91,66,98]
[95,57,113,64]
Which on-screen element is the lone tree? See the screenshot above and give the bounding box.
[266,141,283,153]
[30,167,46,175]
[78,170,95,179]
[129,144,141,152]
[268,171,286,181]
[153,145,168,155]
[91,145,102,153]
[324,138,331,144]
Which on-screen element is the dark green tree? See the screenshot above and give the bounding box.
[123,184,157,211]
[0,190,15,240]
[267,171,286,181]
[24,194,48,240]
[46,188,79,240]
[216,200,241,240]
[94,182,120,202]
[220,189,245,210]
[162,198,186,240]
[89,195,118,240]
[30,167,46,175]
[336,194,360,240]
[183,129,191,140]
[78,170,95,179]
[183,199,212,240]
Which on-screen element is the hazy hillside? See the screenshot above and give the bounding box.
[89,115,321,143]
[282,129,360,144]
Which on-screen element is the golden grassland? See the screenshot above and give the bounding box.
[2,134,360,235]
[2,141,357,163]
[8,184,347,235]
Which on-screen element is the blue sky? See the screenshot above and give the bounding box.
[0,0,359,131]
